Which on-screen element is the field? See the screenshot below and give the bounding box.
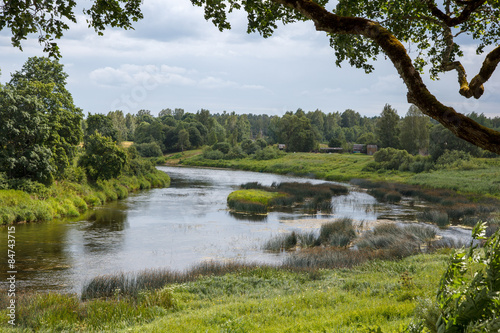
[0,252,450,332]
[181,152,500,199]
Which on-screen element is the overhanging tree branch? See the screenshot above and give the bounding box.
[425,0,487,26]
[274,0,500,154]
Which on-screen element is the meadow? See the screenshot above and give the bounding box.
[182,152,500,199]
[2,151,498,332]
[0,252,450,332]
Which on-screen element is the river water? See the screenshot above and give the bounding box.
[0,166,471,294]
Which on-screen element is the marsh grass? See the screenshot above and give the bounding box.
[0,252,453,333]
[228,181,348,214]
[82,262,258,300]
[319,218,357,247]
[417,210,450,227]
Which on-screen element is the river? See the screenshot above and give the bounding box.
[0,166,471,294]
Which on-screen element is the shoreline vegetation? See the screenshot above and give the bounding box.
[180,151,500,200]
[0,160,170,225]
[0,252,452,332]
[1,151,499,332]
[227,182,349,215]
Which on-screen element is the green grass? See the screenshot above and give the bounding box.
[227,189,288,213]
[181,152,500,199]
[0,169,170,225]
[227,182,349,214]
[228,189,287,206]
[0,252,451,333]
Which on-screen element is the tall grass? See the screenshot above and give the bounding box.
[228,181,349,214]
[0,169,170,225]
[82,262,258,300]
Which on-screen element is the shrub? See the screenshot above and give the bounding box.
[434,149,471,169]
[431,222,500,332]
[254,146,280,160]
[134,142,163,157]
[241,139,260,155]
[225,146,246,160]
[212,142,231,154]
[372,148,413,171]
[202,149,225,160]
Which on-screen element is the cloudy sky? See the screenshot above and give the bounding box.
[1,0,499,118]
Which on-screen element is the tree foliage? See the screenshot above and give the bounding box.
[2,0,500,152]
[79,132,127,181]
[376,104,400,149]
[0,83,54,185]
[0,0,143,57]
[400,106,431,155]
[0,57,83,184]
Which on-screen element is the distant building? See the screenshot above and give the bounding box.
[353,144,365,153]
[367,145,378,155]
[319,147,343,153]
[278,144,286,150]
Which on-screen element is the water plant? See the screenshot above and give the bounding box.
[227,181,349,214]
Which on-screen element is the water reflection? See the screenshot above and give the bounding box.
[228,211,268,222]
[0,166,472,293]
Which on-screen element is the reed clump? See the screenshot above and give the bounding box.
[227,181,349,214]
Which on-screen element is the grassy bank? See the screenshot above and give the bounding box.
[181,152,500,199]
[0,166,170,225]
[0,252,450,332]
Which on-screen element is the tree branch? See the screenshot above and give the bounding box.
[425,0,487,26]
[468,45,500,98]
[274,0,500,154]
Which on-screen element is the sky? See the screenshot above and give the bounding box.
[0,0,499,119]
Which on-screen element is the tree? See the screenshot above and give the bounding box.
[79,132,128,181]
[177,129,190,151]
[400,106,431,155]
[107,110,128,142]
[340,109,361,128]
[4,1,500,153]
[190,0,500,153]
[280,113,316,152]
[0,57,83,183]
[0,84,54,185]
[376,104,400,149]
[429,124,481,161]
[85,113,119,141]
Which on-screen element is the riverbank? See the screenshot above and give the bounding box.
[0,166,170,225]
[0,251,450,332]
[180,152,500,199]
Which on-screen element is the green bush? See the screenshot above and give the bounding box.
[202,149,225,160]
[225,146,246,160]
[412,222,500,332]
[434,149,471,169]
[134,142,163,157]
[372,148,413,171]
[255,146,280,160]
[212,142,231,154]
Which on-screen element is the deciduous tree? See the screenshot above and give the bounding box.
[376,104,400,149]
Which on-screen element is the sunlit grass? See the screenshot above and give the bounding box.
[182,152,500,199]
[0,253,450,332]
[0,170,171,225]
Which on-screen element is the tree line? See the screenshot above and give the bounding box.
[2,57,498,189]
[95,102,499,162]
